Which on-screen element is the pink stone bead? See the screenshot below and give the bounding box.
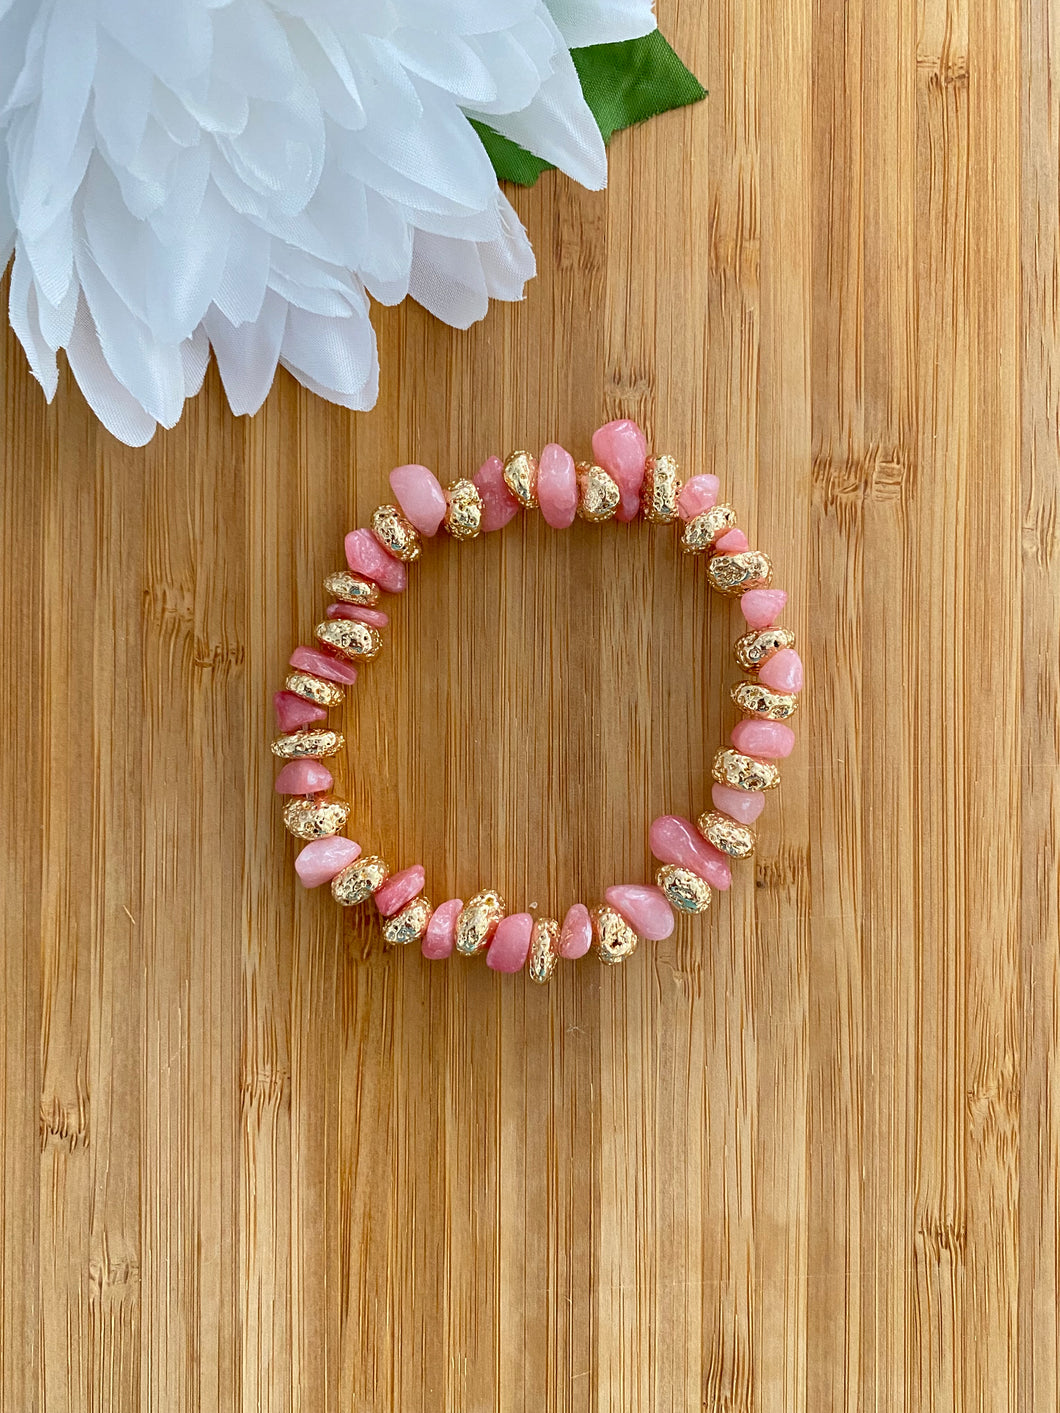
[649,815,732,891]
[537,442,578,529]
[326,602,389,629]
[389,464,447,536]
[344,528,407,593]
[275,758,334,795]
[714,528,750,553]
[559,903,593,959]
[740,589,788,629]
[486,912,534,972]
[473,455,521,532]
[295,836,362,888]
[677,474,720,520]
[731,718,796,760]
[423,898,462,959]
[591,419,647,522]
[758,647,804,693]
[711,783,766,824]
[274,690,327,732]
[289,646,359,685]
[374,864,426,917]
[604,884,675,941]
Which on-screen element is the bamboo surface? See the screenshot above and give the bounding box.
[1,0,1057,1408]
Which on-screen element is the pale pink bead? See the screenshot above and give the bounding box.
[711,783,766,824]
[678,474,720,520]
[326,602,389,629]
[731,718,796,760]
[591,419,647,522]
[289,646,359,685]
[537,443,578,529]
[389,464,447,535]
[344,528,407,593]
[473,455,521,531]
[559,903,593,959]
[604,884,675,941]
[649,815,732,890]
[740,589,788,629]
[295,836,362,888]
[423,898,462,959]
[486,912,534,972]
[275,758,334,795]
[374,864,426,917]
[758,647,804,693]
[714,528,749,553]
[274,690,326,732]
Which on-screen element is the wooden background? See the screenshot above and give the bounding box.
[1,0,1057,1408]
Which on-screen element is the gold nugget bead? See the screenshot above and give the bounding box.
[679,504,737,554]
[502,450,539,509]
[576,462,621,521]
[331,855,390,906]
[381,895,433,946]
[734,625,796,671]
[370,504,422,562]
[697,811,755,859]
[284,671,344,709]
[315,617,382,661]
[443,479,484,539]
[731,680,798,721]
[641,454,683,523]
[323,570,380,606]
[656,864,713,914]
[713,747,781,792]
[272,727,344,760]
[707,549,773,595]
[528,918,561,983]
[591,904,640,964]
[283,796,350,840]
[455,890,505,955]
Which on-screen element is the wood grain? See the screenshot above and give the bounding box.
[0,1,1056,1407]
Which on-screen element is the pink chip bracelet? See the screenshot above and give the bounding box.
[271,422,804,981]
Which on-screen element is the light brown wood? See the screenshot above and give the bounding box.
[0,0,1056,1407]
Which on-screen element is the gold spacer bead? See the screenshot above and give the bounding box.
[455,890,505,955]
[706,549,773,595]
[590,904,639,964]
[712,747,781,792]
[528,918,561,983]
[502,450,539,509]
[679,504,737,553]
[575,462,621,521]
[443,479,484,539]
[284,671,343,708]
[323,571,380,606]
[697,810,755,859]
[331,855,389,906]
[370,504,422,562]
[271,727,344,760]
[641,454,683,523]
[315,618,382,661]
[283,796,350,840]
[731,680,798,721]
[655,865,713,914]
[381,895,433,946]
[734,626,796,671]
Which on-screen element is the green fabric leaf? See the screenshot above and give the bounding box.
[471,30,706,188]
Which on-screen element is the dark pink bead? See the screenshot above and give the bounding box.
[649,815,732,891]
[473,455,521,532]
[344,527,407,593]
[289,646,359,685]
[274,758,334,794]
[274,690,327,732]
[326,602,389,629]
[374,865,426,917]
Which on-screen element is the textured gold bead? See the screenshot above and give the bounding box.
[731,680,798,721]
[590,904,639,964]
[655,864,713,914]
[455,890,505,955]
[283,796,350,840]
[370,503,422,562]
[381,895,433,945]
[734,626,796,671]
[641,454,683,523]
[712,747,781,792]
[443,479,484,539]
[697,810,755,859]
[284,671,343,708]
[315,618,382,661]
[331,855,389,906]
[679,504,737,553]
[706,549,773,595]
[576,462,620,521]
[323,570,380,606]
[528,918,560,983]
[502,450,539,509]
[271,727,344,760]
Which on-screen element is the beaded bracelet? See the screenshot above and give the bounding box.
[272,421,803,980]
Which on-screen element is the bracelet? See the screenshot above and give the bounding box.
[272,421,803,980]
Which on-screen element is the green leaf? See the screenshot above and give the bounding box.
[471,30,707,188]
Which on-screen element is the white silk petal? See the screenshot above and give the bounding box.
[544,0,656,48]
[66,296,159,445]
[205,291,287,413]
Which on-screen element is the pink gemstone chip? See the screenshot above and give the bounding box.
[604,884,675,941]
[537,442,578,529]
[711,783,766,824]
[714,528,750,554]
[344,527,407,593]
[295,836,362,888]
[275,759,334,795]
[423,898,463,959]
[731,719,796,760]
[649,815,732,891]
[559,903,593,959]
[326,602,389,629]
[740,589,788,629]
[289,646,359,685]
[678,474,720,520]
[473,455,521,532]
[389,464,447,536]
[274,690,327,732]
[759,648,804,693]
[374,864,426,917]
[591,419,648,522]
[486,912,534,973]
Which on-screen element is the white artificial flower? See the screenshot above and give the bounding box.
[0,0,655,445]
